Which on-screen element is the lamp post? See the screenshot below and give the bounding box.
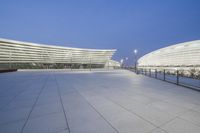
[120,59,124,68]
[134,49,138,73]
[89,56,92,71]
[125,57,128,68]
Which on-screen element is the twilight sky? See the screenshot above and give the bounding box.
[0,0,200,64]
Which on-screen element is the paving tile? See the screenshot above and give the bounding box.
[0,107,30,125]
[179,109,200,126]
[30,101,63,119]
[36,96,60,106]
[164,97,197,109]
[3,99,35,111]
[0,120,25,133]
[161,118,200,133]
[108,95,176,126]
[85,96,155,133]
[0,97,13,109]
[61,92,117,133]
[192,105,200,113]
[23,113,69,133]
[148,101,188,115]
[128,94,158,105]
[76,82,176,127]
[149,128,167,133]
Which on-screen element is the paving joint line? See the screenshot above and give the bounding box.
[147,127,168,133]
[54,75,71,133]
[105,96,159,128]
[176,115,200,128]
[72,86,120,133]
[20,76,49,133]
[0,78,41,111]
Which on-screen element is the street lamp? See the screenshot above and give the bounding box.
[134,49,138,55]
[133,49,138,73]
[125,57,128,68]
[120,59,124,68]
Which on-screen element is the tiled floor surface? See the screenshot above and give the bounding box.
[0,70,200,133]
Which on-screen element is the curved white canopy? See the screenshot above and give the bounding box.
[138,40,200,67]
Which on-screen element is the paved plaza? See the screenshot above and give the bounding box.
[0,70,200,133]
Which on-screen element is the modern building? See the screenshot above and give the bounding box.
[0,38,117,69]
[105,60,121,69]
[138,40,200,70]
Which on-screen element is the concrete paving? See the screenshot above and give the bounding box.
[0,70,200,133]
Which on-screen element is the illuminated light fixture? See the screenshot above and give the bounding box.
[134,49,138,54]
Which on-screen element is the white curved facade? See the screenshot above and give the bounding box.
[138,40,200,68]
[0,38,116,69]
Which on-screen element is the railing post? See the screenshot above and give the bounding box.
[155,69,157,78]
[163,69,165,81]
[177,70,179,85]
[107,60,109,70]
[90,57,91,71]
[149,69,151,77]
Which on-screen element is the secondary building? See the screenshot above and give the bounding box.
[138,40,200,70]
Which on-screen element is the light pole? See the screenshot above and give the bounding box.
[89,56,91,71]
[134,49,138,73]
[125,57,128,68]
[120,57,128,69]
[120,59,124,68]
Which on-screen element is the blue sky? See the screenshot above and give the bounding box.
[0,0,200,64]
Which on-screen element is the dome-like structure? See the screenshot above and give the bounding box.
[138,40,200,68]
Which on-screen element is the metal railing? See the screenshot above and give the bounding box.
[129,68,200,91]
